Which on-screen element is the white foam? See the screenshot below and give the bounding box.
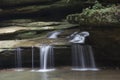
[14,69,24,72]
[36,69,55,72]
[72,68,99,71]
[69,31,90,43]
[30,69,36,72]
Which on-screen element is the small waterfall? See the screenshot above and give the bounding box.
[71,44,98,71]
[31,46,35,72]
[47,30,62,39]
[37,45,55,72]
[15,47,24,71]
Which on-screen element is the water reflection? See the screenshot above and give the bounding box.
[31,72,49,80]
[42,73,49,80]
[71,71,101,80]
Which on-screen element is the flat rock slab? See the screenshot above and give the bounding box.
[0,38,69,49]
[0,21,77,34]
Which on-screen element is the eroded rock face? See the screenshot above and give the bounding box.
[0,0,57,6]
[0,0,85,21]
[0,21,77,40]
[88,29,120,67]
[0,0,119,7]
[98,0,120,3]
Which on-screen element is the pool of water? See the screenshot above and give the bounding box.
[0,68,120,80]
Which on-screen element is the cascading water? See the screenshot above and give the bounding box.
[69,31,89,43]
[72,44,98,71]
[70,31,98,71]
[47,30,62,39]
[15,47,24,71]
[37,45,55,72]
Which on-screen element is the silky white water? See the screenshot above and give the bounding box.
[72,44,98,71]
[15,47,24,71]
[69,31,89,43]
[37,45,55,72]
[47,31,62,39]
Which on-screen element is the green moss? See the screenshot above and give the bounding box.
[66,2,120,26]
[92,1,103,9]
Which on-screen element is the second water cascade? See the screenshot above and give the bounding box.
[71,44,98,71]
[69,31,98,71]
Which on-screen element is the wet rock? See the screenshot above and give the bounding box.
[0,19,35,27]
[0,21,78,40]
[0,19,60,27]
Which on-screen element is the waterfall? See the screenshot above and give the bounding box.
[72,44,98,71]
[37,45,55,72]
[70,31,98,71]
[47,30,62,39]
[15,47,24,71]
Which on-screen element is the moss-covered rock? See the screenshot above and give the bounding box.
[67,2,120,27]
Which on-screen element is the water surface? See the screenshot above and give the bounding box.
[0,68,120,80]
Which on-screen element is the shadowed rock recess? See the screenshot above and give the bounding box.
[0,0,120,69]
